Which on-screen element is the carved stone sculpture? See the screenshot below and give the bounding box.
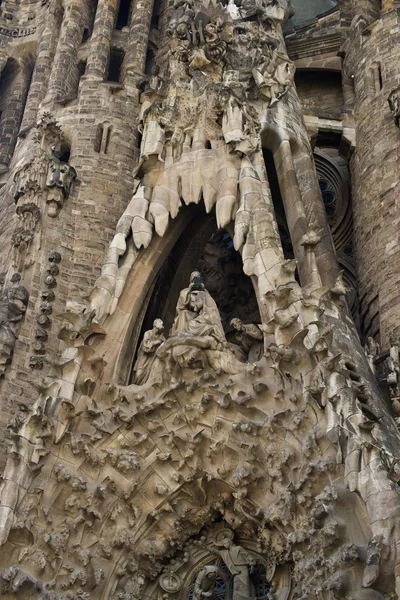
[171,271,225,343]
[0,276,29,376]
[11,202,41,272]
[159,271,248,373]
[1,1,400,599]
[230,318,263,362]
[46,146,76,217]
[132,319,166,384]
[216,535,256,600]
[193,566,219,600]
[388,87,400,128]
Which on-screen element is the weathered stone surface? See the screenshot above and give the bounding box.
[0,0,398,598]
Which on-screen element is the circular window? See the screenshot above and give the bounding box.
[322,192,335,205]
[319,179,330,193]
[318,177,337,221]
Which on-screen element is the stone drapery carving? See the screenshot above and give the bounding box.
[193,566,219,600]
[217,534,257,600]
[133,272,251,377]
[133,318,165,384]
[170,271,226,343]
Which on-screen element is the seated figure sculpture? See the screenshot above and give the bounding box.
[171,271,226,345]
[130,273,251,382]
[157,272,248,374]
[230,317,263,362]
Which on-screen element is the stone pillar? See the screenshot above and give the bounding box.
[0,60,32,172]
[351,0,380,21]
[293,148,339,287]
[123,0,155,85]
[45,0,85,102]
[344,8,400,345]
[85,0,118,80]
[273,140,309,285]
[20,0,64,129]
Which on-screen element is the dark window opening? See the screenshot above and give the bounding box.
[58,149,70,163]
[89,0,99,34]
[78,60,86,79]
[82,28,90,43]
[378,65,383,90]
[94,122,112,154]
[136,129,143,157]
[205,140,212,149]
[116,0,131,29]
[107,48,125,83]
[56,140,71,163]
[144,46,157,76]
[371,63,383,93]
[104,126,111,153]
[263,148,294,261]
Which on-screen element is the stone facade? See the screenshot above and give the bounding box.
[0,0,399,599]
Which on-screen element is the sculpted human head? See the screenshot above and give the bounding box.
[222,537,232,549]
[190,271,201,282]
[230,317,243,332]
[153,318,164,331]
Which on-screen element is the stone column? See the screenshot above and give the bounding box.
[0,60,32,172]
[45,0,86,102]
[20,0,64,129]
[123,0,155,85]
[293,148,339,287]
[85,0,118,80]
[344,7,400,346]
[273,140,309,285]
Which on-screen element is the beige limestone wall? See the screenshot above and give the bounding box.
[345,8,400,346]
